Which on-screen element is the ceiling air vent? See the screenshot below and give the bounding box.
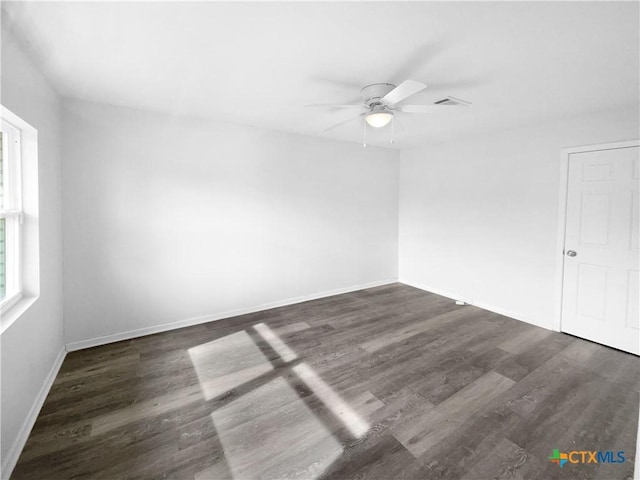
[434,96,472,106]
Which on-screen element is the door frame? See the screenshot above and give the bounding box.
[553,139,640,333]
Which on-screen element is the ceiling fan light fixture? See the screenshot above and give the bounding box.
[365,111,393,128]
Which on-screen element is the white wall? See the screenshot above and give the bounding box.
[399,108,640,329]
[0,23,65,474]
[62,99,399,348]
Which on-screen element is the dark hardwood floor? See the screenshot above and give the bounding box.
[12,284,639,479]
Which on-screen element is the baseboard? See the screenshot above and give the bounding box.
[399,279,552,331]
[65,279,398,352]
[1,346,67,478]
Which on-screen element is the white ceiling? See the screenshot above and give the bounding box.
[3,1,639,148]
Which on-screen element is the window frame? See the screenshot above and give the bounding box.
[1,118,24,314]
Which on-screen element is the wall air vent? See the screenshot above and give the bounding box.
[434,96,472,106]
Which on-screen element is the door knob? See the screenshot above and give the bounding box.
[566,250,577,257]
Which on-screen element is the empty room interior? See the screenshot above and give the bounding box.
[1,1,639,479]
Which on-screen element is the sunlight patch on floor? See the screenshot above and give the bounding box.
[293,362,369,438]
[253,322,298,362]
[207,377,343,480]
[188,330,273,400]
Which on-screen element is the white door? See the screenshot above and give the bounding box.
[561,144,639,355]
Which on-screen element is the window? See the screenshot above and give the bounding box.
[0,118,23,312]
[0,106,37,330]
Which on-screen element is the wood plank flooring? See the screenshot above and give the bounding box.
[12,283,639,479]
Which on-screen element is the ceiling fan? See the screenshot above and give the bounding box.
[306,80,471,136]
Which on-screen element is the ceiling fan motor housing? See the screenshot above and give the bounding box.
[360,83,396,108]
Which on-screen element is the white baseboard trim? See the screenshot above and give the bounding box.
[65,279,398,352]
[1,346,67,478]
[399,279,552,331]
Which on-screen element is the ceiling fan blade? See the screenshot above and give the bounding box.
[305,104,363,109]
[381,80,428,106]
[322,113,364,132]
[399,104,468,113]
